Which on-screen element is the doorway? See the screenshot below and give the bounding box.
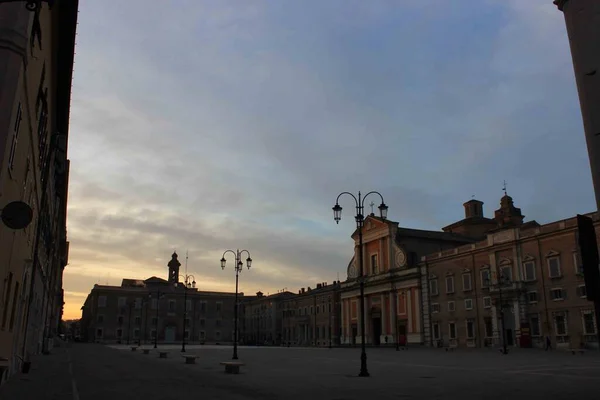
[372,318,381,345]
[165,326,175,343]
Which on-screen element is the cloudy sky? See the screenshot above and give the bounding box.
[63,0,592,319]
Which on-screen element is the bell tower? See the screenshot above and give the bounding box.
[168,252,181,284]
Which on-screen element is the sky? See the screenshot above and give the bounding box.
[62,0,593,319]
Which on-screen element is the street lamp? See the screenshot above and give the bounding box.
[221,249,252,360]
[150,290,164,349]
[179,274,196,353]
[485,273,511,355]
[332,190,388,377]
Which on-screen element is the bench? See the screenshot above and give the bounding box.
[130,346,138,352]
[220,361,245,374]
[182,355,199,364]
[444,347,456,352]
[571,348,586,355]
[159,352,168,359]
[142,349,150,355]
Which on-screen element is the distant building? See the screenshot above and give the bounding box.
[422,194,599,350]
[81,253,237,345]
[0,1,77,383]
[281,282,341,347]
[241,291,295,345]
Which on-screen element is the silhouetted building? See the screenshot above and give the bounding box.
[81,253,237,344]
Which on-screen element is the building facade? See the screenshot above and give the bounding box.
[421,195,599,350]
[280,282,341,347]
[241,291,295,345]
[81,253,237,345]
[339,214,475,346]
[0,1,77,383]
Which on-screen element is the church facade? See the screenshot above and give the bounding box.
[339,214,475,346]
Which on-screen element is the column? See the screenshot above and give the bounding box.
[390,290,397,344]
[555,0,600,211]
[406,290,413,334]
[379,238,384,271]
[341,299,346,344]
[380,293,386,342]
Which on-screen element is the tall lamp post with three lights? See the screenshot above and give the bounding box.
[332,191,388,378]
[221,249,252,360]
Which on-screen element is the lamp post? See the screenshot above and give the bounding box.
[178,274,196,353]
[151,290,164,349]
[221,249,252,360]
[486,273,510,355]
[126,300,134,345]
[332,191,388,378]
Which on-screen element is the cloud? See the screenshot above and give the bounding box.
[62,0,594,319]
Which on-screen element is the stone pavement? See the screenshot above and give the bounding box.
[0,343,76,399]
[1,343,600,400]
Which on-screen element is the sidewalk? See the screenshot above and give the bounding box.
[0,345,75,400]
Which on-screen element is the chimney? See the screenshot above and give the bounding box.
[317,283,322,289]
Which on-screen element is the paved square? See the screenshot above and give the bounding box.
[101,344,599,399]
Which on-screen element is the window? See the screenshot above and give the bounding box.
[151,317,157,326]
[98,296,107,308]
[447,301,455,312]
[150,330,156,339]
[316,306,320,314]
[135,316,141,325]
[151,299,158,309]
[184,330,189,339]
[429,279,439,296]
[96,328,103,338]
[184,318,190,327]
[523,261,536,281]
[433,323,440,340]
[582,311,596,335]
[554,312,568,336]
[499,266,512,283]
[448,322,456,339]
[527,291,538,303]
[577,285,587,298]
[200,302,207,313]
[118,297,126,308]
[431,303,440,313]
[464,299,473,310]
[530,314,541,336]
[462,274,472,291]
[8,103,22,170]
[216,319,222,327]
[133,329,140,339]
[199,319,206,327]
[481,269,491,288]
[446,276,455,294]
[116,329,123,338]
[484,318,493,337]
[134,298,142,309]
[483,297,492,309]
[186,300,192,310]
[215,331,221,340]
[169,300,176,311]
[548,257,561,278]
[118,316,124,324]
[466,320,475,339]
[550,288,564,301]
[371,254,378,274]
[200,331,206,340]
[216,302,222,312]
[97,315,104,323]
[573,252,584,275]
